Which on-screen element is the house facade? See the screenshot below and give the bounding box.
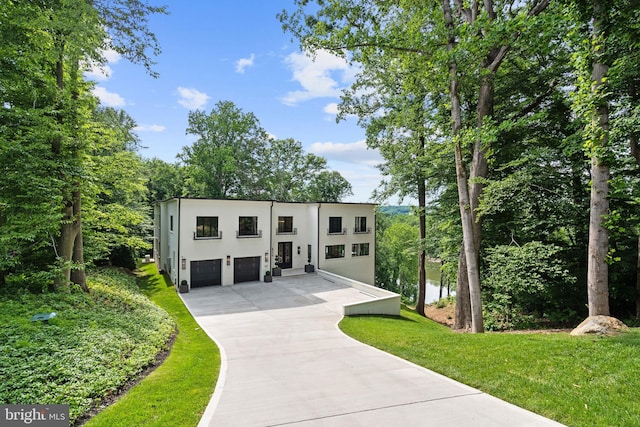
[154,198,376,290]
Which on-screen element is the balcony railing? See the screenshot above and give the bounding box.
[327,228,347,235]
[193,231,222,240]
[353,227,372,234]
[276,227,297,235]
[236,229,262,238]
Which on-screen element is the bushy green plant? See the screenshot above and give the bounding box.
[482,241,577,330]
[0,268,175,423]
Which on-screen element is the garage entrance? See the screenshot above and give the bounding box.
[191,259,222,288]
[234,256,261,283]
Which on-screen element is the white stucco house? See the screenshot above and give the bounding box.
[154,198,376,291]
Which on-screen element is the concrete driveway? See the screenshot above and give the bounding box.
[181,274,564,427]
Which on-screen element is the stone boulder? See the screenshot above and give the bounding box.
[570,315,628,336]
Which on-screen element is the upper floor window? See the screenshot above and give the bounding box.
[170,215,174,232]
[238,216,260,237]
[277,216,295,234]
[354,216,369,233]
[352,243,370,257]
[196,216,220,239]
[328,217,344,234]
[325,244,345,259]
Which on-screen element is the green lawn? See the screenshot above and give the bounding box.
[85,263,220,427]
[339,308,640,427]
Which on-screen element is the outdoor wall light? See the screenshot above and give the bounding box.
[181,257,186,270]
[297,246,301,255]
[226,255,231,266]
[265,252,269,262]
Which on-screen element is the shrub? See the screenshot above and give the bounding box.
[0,268,175,423]
[482,241,577,330]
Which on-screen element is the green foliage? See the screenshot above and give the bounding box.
[178,100,353,202]
[0,267,175,423]
[340,309,640,427]
[0,0,164,290]
[375,212,419,302]
[86,263,220,427]
[482,242,578,330]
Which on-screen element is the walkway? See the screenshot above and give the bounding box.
[180,274,564,427]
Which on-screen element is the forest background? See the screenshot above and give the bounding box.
[1,0,639,334]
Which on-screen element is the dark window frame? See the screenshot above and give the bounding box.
[277,216,294,233]
[325,244,345,259]
[196,216,219,238]
[328,217,343,234]
[352,243,370,257]
[238,216,259,236]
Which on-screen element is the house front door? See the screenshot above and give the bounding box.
[278,242,293,269]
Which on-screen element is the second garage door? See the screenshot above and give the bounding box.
[234,256,261,283]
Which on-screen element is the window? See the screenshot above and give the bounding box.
[328,217,343,234]
[238,216,259,237]
[325,245,345,259]
[277,216,294,233]
[354,216,368,233]
[196,216,219,238]
[352,243,370,257]
[170,215,174,232]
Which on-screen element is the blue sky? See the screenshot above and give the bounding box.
[87,1,389,203]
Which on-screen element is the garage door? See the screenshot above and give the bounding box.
[191,259,222,288]
[234,256,261,283]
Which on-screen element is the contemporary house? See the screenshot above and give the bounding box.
[154,198,376,291]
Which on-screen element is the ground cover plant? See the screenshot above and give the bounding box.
[340,309,640,427]
[0,267,175,423]
[85,262,220,427]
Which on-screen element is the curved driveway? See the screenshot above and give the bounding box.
[181,274,563,427]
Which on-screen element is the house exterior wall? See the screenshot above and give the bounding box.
[317,203,376,285]
[178,198,271,286]
[271,202,319,270]
[154,198,180,285]
[154,198,375,290]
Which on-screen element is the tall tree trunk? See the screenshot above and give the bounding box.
[52,53,87,291]
[636,234,640,319]
[416,172,427,316]
[70,189,88,291]
[444,0,484,332]
[628,84,640,318]
[586,1,610,316]
[455,250,472,329]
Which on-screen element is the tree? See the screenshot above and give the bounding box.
[569,0,640,317]
[306,171,353,202]
[180,101,270,199]
[281,0,554,331]
[144,158,184,202]
[84,108,152,269]
[0,0,165,292]
[263,138,329,202]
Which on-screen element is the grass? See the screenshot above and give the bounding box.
[85,262,220,427]
[339,308,640,427]
[0,267,175,423]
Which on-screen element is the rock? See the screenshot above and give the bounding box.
[570,315,628,336]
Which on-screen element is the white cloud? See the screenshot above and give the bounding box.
[177,86,210,110]
[134,124,166,132]
[92,86,126,107]
[309,139,382,165]
[235,53,255,73]
[84,48,122,81]
[323,102,339,115]
[282,50,355,106]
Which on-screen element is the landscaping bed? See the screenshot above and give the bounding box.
[0,268,175,424]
